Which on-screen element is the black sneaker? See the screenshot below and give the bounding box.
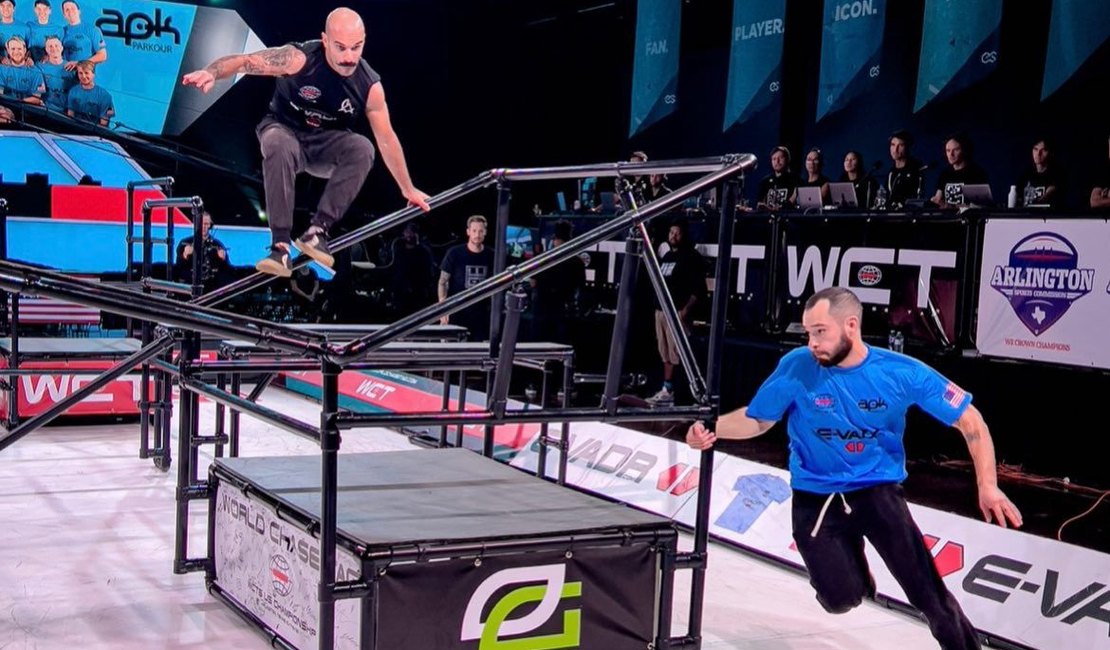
[294,227,334,268]
[256,246,292,277]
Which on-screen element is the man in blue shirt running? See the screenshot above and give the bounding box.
[687,286,1021,650]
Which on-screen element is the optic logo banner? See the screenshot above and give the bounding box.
[914,0,1002,112]
[375,546,657,649]
[976,219,1108,369]
[1041,0,1110,100]
[628,0,681,137]
[722,0,786,130]
[815,0,886,121]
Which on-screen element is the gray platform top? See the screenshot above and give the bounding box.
[0,337,143,357]
[213,448,671,547]
[220,339,574,360]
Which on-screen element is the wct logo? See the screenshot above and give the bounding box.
[989,232,1093,336]
[461,564,582,650]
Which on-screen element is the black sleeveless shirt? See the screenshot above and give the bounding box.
[267,40,380,132]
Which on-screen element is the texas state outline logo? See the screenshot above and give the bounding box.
[989,232,1094,336]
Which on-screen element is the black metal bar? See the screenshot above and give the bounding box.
[194,172,497,308]
[0,258,329,343]
[0,366,154,376]
[5,294,18,428]
[336,158,756,363]
[185,358,501,375]
[558,360,572,486]
[602,235,642,414]
[0,267,328,358]
[492,155,742,182]
[455,372,468,448]
[173,333,196,574]
[363,528,676,564]
[488,180,512,347]
[318,361,340,650]
[0,335,173,452]
[635,220,708,403]
[537,364,550,479]
[656,543,678,648]
[188,198,204,299]
[143,277,192,295]
[229,372,242,457]
[157,347,173,469]
[686,180,740,645]
[438,370,451,447]
[0,197,8,342]
[337,404,712,430]
[181,377,321,443]
[484,292,524,457]
[214,372,226,458]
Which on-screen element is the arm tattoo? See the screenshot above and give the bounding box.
[258,46,293,70]
[962,430,981,444]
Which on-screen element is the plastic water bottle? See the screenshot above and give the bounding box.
[875,184,888,211]
[888,330,904,352]
[1007,185,1018,209]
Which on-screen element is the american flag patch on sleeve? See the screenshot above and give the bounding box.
[942,382,966,408]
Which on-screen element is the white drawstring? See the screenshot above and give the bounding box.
[810,492,852,537]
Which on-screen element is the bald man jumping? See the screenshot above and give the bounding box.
[182,7,430,277]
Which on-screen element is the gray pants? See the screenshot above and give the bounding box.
[257,117,377,246]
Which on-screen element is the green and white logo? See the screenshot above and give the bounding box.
[461,564,582,650]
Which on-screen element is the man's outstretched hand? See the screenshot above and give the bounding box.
[686,421,717,450]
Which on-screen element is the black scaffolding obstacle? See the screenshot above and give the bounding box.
[0,152,757,649]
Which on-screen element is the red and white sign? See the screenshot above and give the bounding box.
[0,360,147,418]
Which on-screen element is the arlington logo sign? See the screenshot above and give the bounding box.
[461,564,583,649]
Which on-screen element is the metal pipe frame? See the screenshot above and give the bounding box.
[335,155,755,364]
[0,335,174,451]
[337,404,712,430]
[126,177,173,337]
[0,263,328,357]
[0,154,755,650]
[194,172,498,307]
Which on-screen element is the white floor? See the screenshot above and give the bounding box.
[0,388,946,649]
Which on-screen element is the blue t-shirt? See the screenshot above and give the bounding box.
[37,62,72,111]
[746,345,971,494]
[0,64,46,101]
[62,22,105,62]
[67,84,113,123]
[715,473,792,534]
[26,21,63,54]
[0,21,27,59]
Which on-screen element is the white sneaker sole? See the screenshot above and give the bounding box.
[256,258,292,278]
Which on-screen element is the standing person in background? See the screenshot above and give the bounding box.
[647,220,706,406]
[530,219,584,345]
[389,221,436,317]
[0,0,25,62]
[60,0,106,71]
[686,286,1022,650]
[26,0,60,63]
[438,215,495,340]
[36,35,70,112]
[65,60,111,125]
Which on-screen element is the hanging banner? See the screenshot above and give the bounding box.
[815,0,886,121]
[975,219,1109,369]
[1041,0,1110,100]
[914,0,1002,112]
[628,0,681,137]
[722,0,786,131]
